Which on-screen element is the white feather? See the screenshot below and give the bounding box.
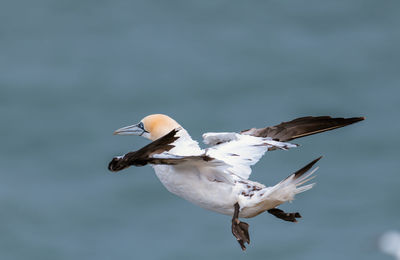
[204,132,297,179]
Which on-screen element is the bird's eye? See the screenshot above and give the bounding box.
[138,122,144,130]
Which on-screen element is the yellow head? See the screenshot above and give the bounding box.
[113,114,181,141]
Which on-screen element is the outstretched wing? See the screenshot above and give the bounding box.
[202,115,364,179]
[240,116,365,141]
[108,129,234,183]
[108,129,213,171]
[109,128,178,171]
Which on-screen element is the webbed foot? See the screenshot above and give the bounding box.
[267,208,301,222]
[232,203,250,250]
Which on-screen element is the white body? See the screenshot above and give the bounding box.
[151,128,316,218]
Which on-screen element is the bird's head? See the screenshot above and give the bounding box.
[113,114,181,141]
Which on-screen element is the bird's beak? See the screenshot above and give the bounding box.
[113,124,144,136]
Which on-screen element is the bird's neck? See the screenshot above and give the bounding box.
[170,128,203,156]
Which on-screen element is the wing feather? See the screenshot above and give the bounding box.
[204,133,297,179]
[108,129,221,172]
[240,116,364,141]
[108,129,180,171]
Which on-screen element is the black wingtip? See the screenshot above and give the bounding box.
[108,157,128,172]
[108,157,119,172]
[293,156,322,179]
[348,116,365,123]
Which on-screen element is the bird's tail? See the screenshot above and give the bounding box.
[266,157,321,204]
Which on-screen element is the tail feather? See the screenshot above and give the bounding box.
[285,156,322,181]
[269,157,321,202]
[240,158,321,217]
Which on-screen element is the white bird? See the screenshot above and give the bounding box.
[109,114,364,250]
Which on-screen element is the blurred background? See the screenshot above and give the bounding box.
[1,0,399,259]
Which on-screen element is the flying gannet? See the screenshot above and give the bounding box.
[108,114,364,250]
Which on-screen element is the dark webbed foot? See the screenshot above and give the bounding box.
[231,203,250,250]
[232,218,250,250]
[267,208,301,222]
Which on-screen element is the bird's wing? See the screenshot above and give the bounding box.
[108,128,218,170]
[108,128,180,171]
[203,132,297,179]
[240,116,365,142]
[108,129,235,184]
[201,115,364,179]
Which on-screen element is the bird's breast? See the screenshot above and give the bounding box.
[152,165,237,215]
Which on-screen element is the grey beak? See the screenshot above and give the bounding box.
[113,123,144,136]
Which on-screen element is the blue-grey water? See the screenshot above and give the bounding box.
[1,0,399,259]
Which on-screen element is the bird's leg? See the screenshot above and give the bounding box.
[231,203,250,251]
[267,208,301,222]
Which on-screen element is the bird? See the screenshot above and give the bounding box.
[108,114,364,250]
